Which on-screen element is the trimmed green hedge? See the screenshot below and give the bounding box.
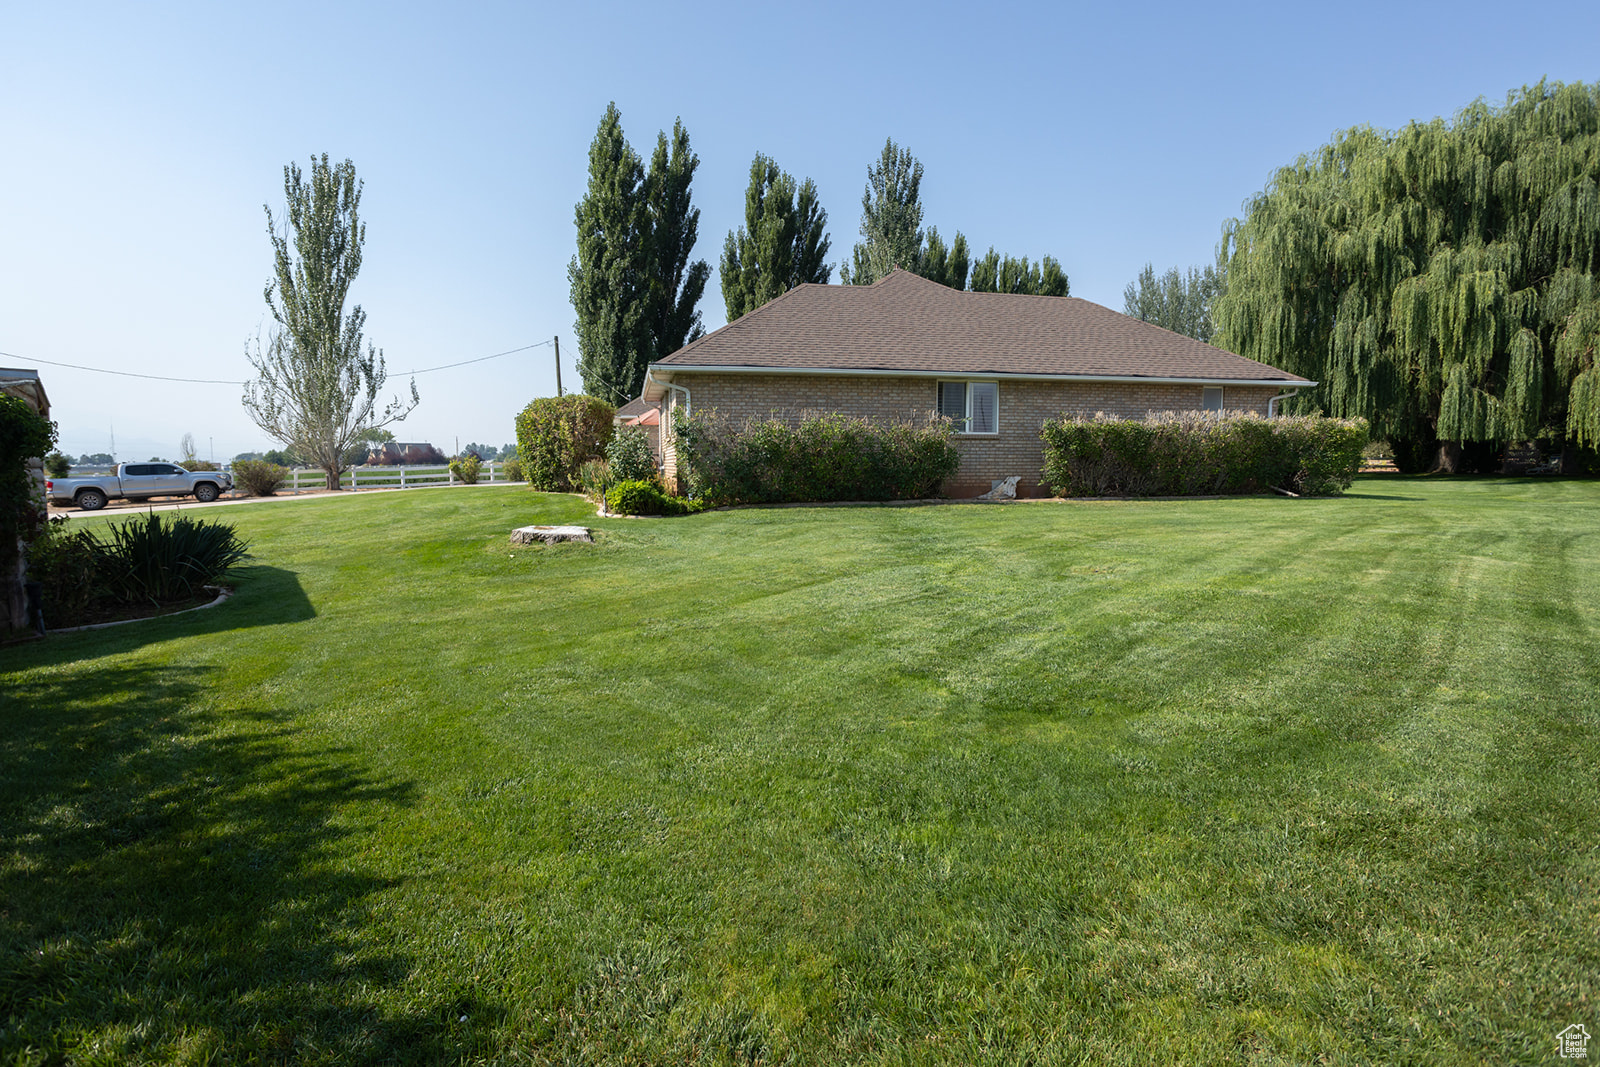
[1040,412,1368,497]
[514,395,614,492]
[674,411,961,506]
[606,479,695,516]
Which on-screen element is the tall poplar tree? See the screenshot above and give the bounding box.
[918,227,971,290]
[720,153,832,321]
[570,105,710,403]
[641,121,711,364]
[968,249,1069,296]
[1124,263,1225,342]
[840,138,925,285]
[1215,81,1600,470]
[839,137,1070,296]
[243,155,417,490]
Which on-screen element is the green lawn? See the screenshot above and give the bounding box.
[2,479,1596,1064]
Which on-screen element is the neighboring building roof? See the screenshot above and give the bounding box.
[0,367,50,416]
[625,408,660,427]
[648,270,1311,386]
[614,396,656,421]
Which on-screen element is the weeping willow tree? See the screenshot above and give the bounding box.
[1215,81,1600,471]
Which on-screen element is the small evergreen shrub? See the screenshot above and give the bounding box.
[44,452,72,478]
[501,456,523,483]
[605,426,657,481]
[514,395,615,491]
[449,453,482,485]
[1040,412,1368,497]
[232,459,289,496]
[605,479,695,516]
[672,410,961,505]
[607,479,668,515]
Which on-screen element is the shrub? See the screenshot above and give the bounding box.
[44,452,72,478]
[1,394,56,600]
[605,425,657,482]
[232,459,289,497]
[449,453,482,485]
[514,395,615,491]
[605,479,695,517]
[672,410,961,506]
[185,459,220,472]
[1040,412,1368,498]
[25,518,100,627]
[97,512,250,605]
[501,456,523,483]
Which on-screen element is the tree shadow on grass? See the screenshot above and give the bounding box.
[0,664,501,1062]
[13,565,317,664]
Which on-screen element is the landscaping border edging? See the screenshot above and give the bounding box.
[47,587,234,634]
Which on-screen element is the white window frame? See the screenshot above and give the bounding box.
[937,380,999,435]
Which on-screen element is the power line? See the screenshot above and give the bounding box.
[392,340,551,376]
[0,339,555,385]
[0,351,246,385]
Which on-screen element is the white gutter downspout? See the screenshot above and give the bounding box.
[1267,392,1298,418]
[643,367,691,480]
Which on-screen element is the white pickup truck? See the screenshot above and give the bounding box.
[46,462,234,511]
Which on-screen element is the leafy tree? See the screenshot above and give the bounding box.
[642,121,712,364]
[840,138,925,285]
[839,138,1069,296]
[570,104,710,404]
[1214,81,1600,471]
[461,442,497,460]
[968,249,1069,296]
[262,448,304,468]
[76,453,113,465]
[918,227,971,290]
[720,154,832,320]
[242,155,418,489]
[343,427,396,466]
[1124,263,1225,342]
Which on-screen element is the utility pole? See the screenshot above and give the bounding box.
[553,336,563,396]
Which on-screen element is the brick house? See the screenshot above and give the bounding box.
[636,270,1313,497]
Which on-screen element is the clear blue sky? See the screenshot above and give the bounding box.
[3,1,1596,463]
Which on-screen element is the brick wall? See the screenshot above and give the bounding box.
[662,373,1283,497]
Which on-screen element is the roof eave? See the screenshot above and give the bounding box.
[646,363,1316,388]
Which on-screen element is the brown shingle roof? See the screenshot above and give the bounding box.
[653,270,1309,384]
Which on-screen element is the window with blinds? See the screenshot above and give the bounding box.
[937,381,999,434]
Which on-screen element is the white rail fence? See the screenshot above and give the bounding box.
[284,461,520,492]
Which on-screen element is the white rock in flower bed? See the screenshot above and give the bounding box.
[510,525,593,545]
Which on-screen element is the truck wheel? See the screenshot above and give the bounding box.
[76,488,108,511]
[193,483,220,503]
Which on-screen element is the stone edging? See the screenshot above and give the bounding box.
[47,587,234,634]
